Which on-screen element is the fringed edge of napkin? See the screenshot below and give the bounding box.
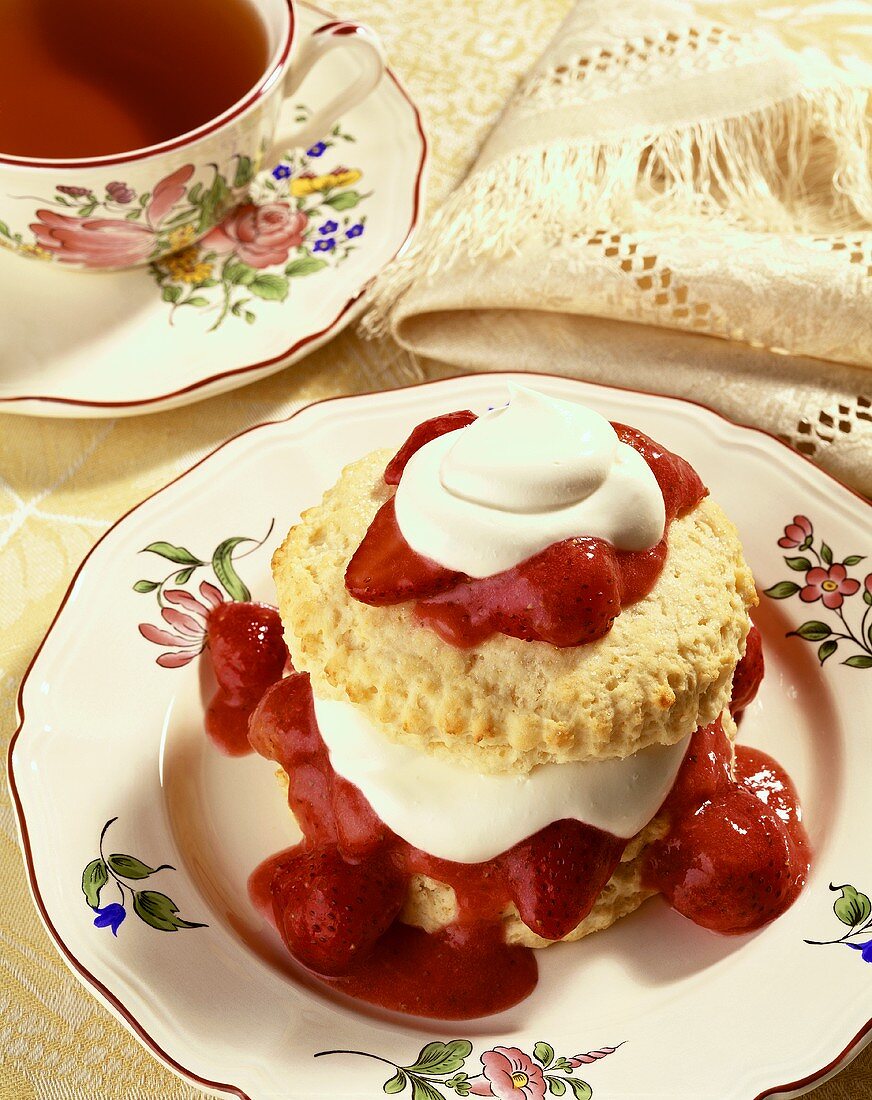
[363,83,871,336]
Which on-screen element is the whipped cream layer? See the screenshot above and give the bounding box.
[314,697,689,864]
[393,385,666,578]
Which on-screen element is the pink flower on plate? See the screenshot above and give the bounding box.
[202,202,309,268]
[469,1047,546,1100]
[138,581,224,667]
[778,515,813,550]
[30,211,156,268]
[800,564,860,609]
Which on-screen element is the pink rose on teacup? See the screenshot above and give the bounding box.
[29,165,195,269]
[202,202,309,268]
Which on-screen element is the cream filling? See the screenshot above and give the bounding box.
[314,697,689,864]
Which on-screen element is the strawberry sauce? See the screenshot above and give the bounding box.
[203,577,808,1014]
[345,413,708,647]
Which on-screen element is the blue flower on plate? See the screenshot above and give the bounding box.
[93,903,126,936]
[307,141,327,157]
[272,164,292,181]
[345,223,364,239]
[847,940,872,962]
[319,220,339,235]
[313,238,336,252]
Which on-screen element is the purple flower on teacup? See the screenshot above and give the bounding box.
[307,141,327,157]
[346,222,364,239]
[106,180,135,204]
[272,164,292,181]
[202,202,309,268]
[57,185,93,199]
[31,165,195,268]
[319,220,339,235]
[313,237,335,252]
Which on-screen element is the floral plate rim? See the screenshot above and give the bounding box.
[7,371,872,1100]
[0,1,427,416]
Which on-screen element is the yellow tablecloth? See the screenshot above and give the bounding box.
[1,1,869,1096]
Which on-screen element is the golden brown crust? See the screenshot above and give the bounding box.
[273,448,756,772]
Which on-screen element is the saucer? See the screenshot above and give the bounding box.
[9,374,872,1099]
[0,2,425,418]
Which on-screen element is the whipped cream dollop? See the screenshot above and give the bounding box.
[393,385,666,578]
[314,697,689,863]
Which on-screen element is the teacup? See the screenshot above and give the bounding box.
[0,0,385,271]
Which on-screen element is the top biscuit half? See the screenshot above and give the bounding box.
[272,432,757,774]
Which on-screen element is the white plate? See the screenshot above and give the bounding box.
[9,373,872,1100]
[0,2,425,418]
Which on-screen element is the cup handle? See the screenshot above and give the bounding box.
[277,21,386,152]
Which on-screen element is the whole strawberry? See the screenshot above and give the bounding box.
[504,819,624,941]
[271,846,404,975]
[646,789,794,934]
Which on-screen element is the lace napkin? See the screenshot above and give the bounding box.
[367,0,872,494]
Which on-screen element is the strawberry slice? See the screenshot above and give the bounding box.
[416,537,624,648]
[205,602,289,755]
[504,820,625,941]
[384,410,477,485]
[730,624,764,714]
[270,846,405,976]
[345,498,461,604]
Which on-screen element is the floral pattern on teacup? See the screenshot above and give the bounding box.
[149,113,370,331]
[0,163,240,269]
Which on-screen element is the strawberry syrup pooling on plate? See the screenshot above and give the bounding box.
[203,594,810,1019]
[344,412,708,647]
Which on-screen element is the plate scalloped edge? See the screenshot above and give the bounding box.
[8,370,872,1100]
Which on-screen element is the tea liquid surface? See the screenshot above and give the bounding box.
[0,0,270,158]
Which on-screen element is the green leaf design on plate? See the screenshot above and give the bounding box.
[564,1080,592,1100]
[534,1043,555,1068]
[406,1040,472,1075]
[844,655,872,668]
[790,621,831,641]
[212,537,252,602]
[108,853,172,880]
[174,567,195,584]
[844,555,865,566]
[784,556,812,572]
[831,884,872,927]
[409,1081,444,1100]
[383,1070,407,1094]
[133,579,159,593]
[248,274,289,302]
[132,890,206,931]
[821,542,833,565]
[82,858,108,909]
[162,286,182,304]
[141,542,204,566]
[865,589,872,607]
[324,189,363,210]
[764,580,800,599]
[818,640,838,664]
[547,1079,567,1097]
[285,256,329,277]
[185,296,210,307]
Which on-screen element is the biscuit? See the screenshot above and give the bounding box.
[273,448,756,772]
